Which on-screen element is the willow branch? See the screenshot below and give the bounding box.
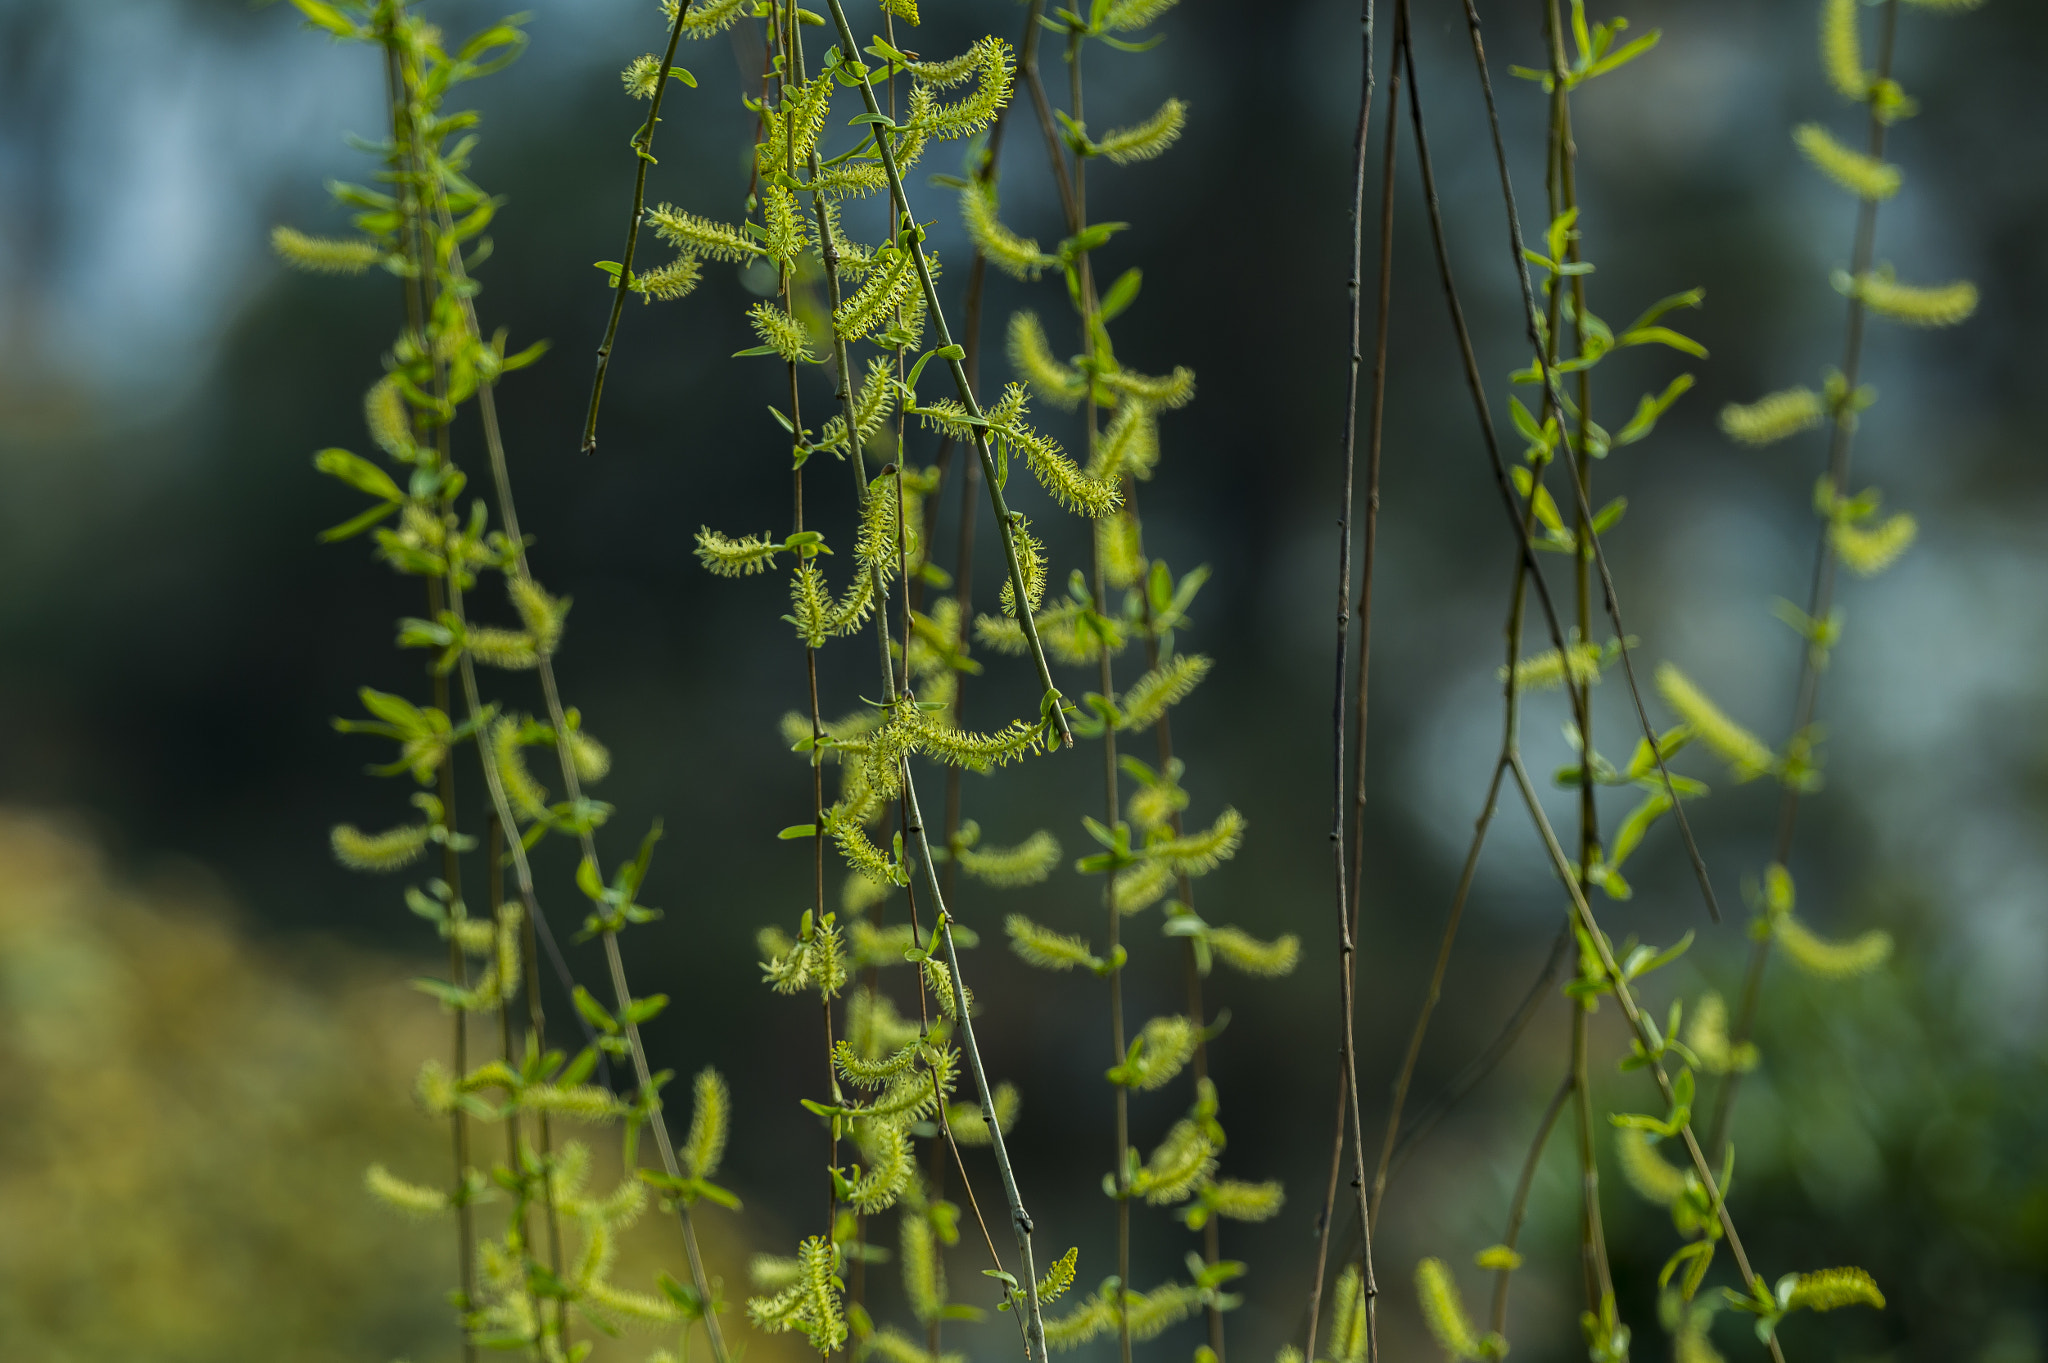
[432,178,734,1362]
[1709,0,1904,1161]
[582,1,692,454]
[1488,1070,1571,1339]
[442,583,573,1351]
[899,767,1049,1363]
[796,44,1049,1349]
[1307,0,1381,1359]
[384,28,482,1355]
[820,0,1075,747]
[1367,756,1503,1218]
[1505,751,1788,1363]
[1451,0,1721,924]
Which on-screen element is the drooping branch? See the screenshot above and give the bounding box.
[1305,0,1381,1358]
[1708,0,1905,1162]
[582,0,693,454]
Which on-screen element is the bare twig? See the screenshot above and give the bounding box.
[1307,0,1380,1358]
[1488,1070,1571,1338]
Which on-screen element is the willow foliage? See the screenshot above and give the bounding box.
[267,1,1971,1361]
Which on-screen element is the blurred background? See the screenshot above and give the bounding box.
[0,0,2042,1360]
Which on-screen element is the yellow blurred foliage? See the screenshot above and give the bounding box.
[0,812,761,1363]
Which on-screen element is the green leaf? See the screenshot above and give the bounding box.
[694,1179,742,1210]
[1630,930,1695,980]
[575,855,605,902]
[499,339,548,373]
[778,824,819,839]
[288,0,360,38]
[572,985,619,1034]
[1098,268,1143,324]
[1584,29,1661,81]
[1621,288,1704,335]
[1607,791,1671,870]
[1590,495,1628,535]
[318,500,401,542]
[558,1047,599,1087]
[313,448,403,502]
[1061,221,1129,258]
[1507,396,1557,458]
[1613,374,1696,447]
[411,976,471,1007]
[623,993,669,1025]
[1618,325,1707,358]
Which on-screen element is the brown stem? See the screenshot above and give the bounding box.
[1385,921,1570,1178]
[1488,1071,1571,1338]
[1345,0,1401,940]
[1367,758,1503,1218]
[1306,0,1381,1358]
[1537,0,1614,1314]
[582,0,692,454]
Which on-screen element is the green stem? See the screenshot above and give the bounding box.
[783,5,849,1299]
[488,815,531,1258]
[1051,28,1136,1363]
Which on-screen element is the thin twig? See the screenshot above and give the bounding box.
[582,1,693,454]
[900,787,1036,1363]
[1367,757,1504,1216]
[1385,920,1569,1177]
[1309,0,1380,1357]
[899,766,1050,1362]
[1360,6,1565,1237]
[1346,0,1407,1236]
[1488,1070,1571,1338]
